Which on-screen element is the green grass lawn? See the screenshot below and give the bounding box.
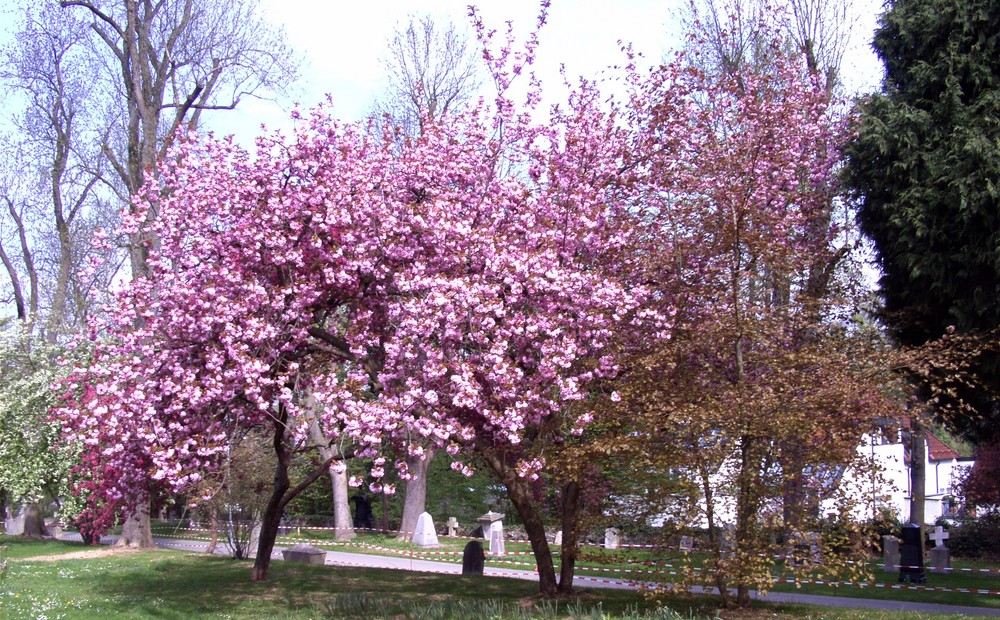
[4,535,999,619]
[142,525,1000,610]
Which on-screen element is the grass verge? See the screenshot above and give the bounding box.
[2,536,994,619]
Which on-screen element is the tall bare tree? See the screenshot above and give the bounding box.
[374,14,482,139]
[55,0,300,548]
[0,4,115,339]
[60,0,299,279]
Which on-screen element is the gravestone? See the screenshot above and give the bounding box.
[462,540,485,575]
[929,526,951,574]
[720,523,736,559]
[553,530,563,546]
[898,523,926,583]
[883,535,900,573]
[447,517,459,537]
[488,520,506,556]
[604,527,621,550]
[789,532,823,567]
[929,525,949,547]
[412,511,439,547]
[679,535,694,553]
[282,543,327,564]
[4,506,24,536]
[476,511,504,539]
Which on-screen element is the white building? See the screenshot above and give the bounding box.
[838,420,974,525]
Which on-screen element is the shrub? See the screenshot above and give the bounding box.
[948,511,1000,560]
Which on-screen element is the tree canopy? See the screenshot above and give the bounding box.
[844,0,1000,441]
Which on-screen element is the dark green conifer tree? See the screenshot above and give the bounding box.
[845,0,1000,441]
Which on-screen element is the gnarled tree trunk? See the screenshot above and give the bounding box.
[481,447,558,596]
[557,480,581,594]
[21,503,49,539]
[116,494,154,548]
[398,446,436,540]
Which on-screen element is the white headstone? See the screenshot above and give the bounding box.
[679,535,693,552]
[412,511,439,547]
[930,545,951,574]
[447,517,459,537]
[929,525,950,548]
[883,535,900,572]
[604,527,620,550]
[553,530,563,546]
[4,507,25,536]
[488,520,505,556]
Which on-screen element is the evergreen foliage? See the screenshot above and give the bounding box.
[844,0,1000,440]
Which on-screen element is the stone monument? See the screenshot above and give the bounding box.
[929,525,951,575]
[883,534,900,573]
[898,523,926,583]
[488,520,506,556]
[412,511,439,547]
[604,527,621,550]
[462,540,485,575]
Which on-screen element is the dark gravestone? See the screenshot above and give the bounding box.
[898,523,926,583]
[351,493,376,530]
[462,540,485,575]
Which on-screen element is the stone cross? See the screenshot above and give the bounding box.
[929,525,950,548]
[446,517,459,537]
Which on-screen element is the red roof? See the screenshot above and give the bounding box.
[926,431,959,461]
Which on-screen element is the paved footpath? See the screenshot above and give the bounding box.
[60,533,1000,617]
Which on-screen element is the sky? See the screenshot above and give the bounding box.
[208,0,887,143]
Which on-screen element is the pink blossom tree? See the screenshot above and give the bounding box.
[54,8,852,597]
[55,17,655,587]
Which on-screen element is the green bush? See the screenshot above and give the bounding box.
[948,511,1000,560]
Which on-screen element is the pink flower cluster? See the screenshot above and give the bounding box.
[54,73,653,518]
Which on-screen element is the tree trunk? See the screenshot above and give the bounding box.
[557,480,581,594]
[480,447,558,596]
[398,447,435,540]
[21,503,48,539]
[305,408,355,541]
[331,466,355,541]
[909,418,926,559]
[116,495,154,548]
[252,483,286,581]
[507,479,558,595]
[251,417,291,582]
[735,435,760,609]
[698,465,731,606]
[781,444,808,544]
